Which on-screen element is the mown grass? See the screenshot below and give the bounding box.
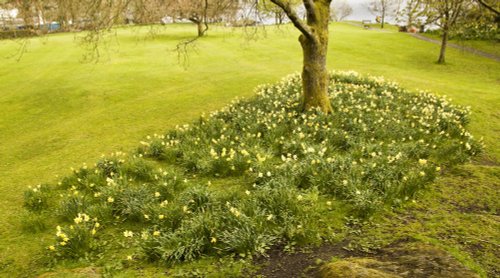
[420,32,500,57]
[0,23,499,276]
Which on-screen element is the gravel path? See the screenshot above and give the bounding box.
[343,22,499,62]
[410,33,500,62]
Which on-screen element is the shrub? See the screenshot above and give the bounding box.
[451,22,499,41]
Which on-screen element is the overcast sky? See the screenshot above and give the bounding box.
[344,0,399,23]
[345,0,372,21]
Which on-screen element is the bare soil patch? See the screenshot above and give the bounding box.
[257,240,479,278]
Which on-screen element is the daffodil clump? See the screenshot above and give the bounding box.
[24,71,481,265]
[47,213,101,259]
[138,71,481,212]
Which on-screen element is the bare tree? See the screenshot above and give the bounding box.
[166,0,238,37]
[368,0,399,28]
[256,0,300,25]
[424,0,473,64]
[330,0,352,22]
[10,0,36,30]
[397,0,427,28]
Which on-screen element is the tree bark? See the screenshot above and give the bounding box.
[438,25,448,64]
[189,18,208,37]
[299,1,333,113]
[381,5,386,28]
[299,34,332,112]
[270,0,333,113]
[276,12,284,25]
[197,21,206,37]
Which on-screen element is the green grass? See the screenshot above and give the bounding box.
[420,32,500,57]
[452,39,500,57]
[23,72,479,272]
[0,23,499,276]
[350,164,499,277]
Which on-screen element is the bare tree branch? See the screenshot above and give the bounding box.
[303,0,317,23]
[475,0,499,16]
[4,37,30,61]
[269,0,314,40]
[174,35,199,68]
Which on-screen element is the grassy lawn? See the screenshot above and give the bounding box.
[453,39,500,57]
[0,23,498,276]
[420,32,500,57]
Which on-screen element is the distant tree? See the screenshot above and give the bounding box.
[330,0,353,22]
[0,1,16,29]
[168,0,239,37]
[397,0,427,28]
[5,0,338,113]
[367,0,399,28]
[8,0,36,30]
[53,0,81,31]
[423,0,474,64]
[135,0,339,113]
[5,0,239,36]
[256,0,300,25]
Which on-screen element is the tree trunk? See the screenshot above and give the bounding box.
[381,7,385,29]
[269,0,333,113]
[438,25,448,64]
[407,14,413,28]
[191,20,208,37]
[278,11,284,25]
[197,21,204,37]
[299,34,333,113]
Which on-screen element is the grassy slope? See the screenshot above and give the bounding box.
[420,32,500,57]
[0,23,498,275]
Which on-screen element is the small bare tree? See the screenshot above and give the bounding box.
[397,0,427,28]
[256,0,300,25]
[168,0,239,37]
[367,0,399,28]
[424,0,473,64]
[330,0,352,22]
